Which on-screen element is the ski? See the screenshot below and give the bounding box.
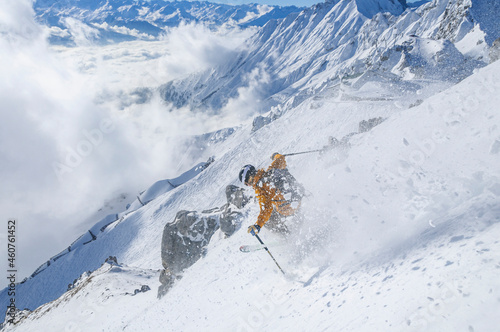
[239,242,285,253]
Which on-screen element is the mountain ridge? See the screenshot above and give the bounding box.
[34,0,304,45]
[157,0,497,114]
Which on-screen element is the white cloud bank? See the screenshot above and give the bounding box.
[0,1,259,287]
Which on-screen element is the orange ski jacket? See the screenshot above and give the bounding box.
[252,154,301,228]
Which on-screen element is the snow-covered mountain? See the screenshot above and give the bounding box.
[2,0,500,330]
[159,0,497,113]
[35,0,303,45]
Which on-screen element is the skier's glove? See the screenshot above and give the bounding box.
[247,224,261,236]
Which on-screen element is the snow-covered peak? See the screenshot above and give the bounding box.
[158,0,498,113]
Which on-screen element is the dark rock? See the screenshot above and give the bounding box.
[104,256,118,265]
[225,184,250,209]
[358,117,385,133]
[133,285,151,296]
[220,204,244,238]
[161,210,219,276]
[490,37,500,63]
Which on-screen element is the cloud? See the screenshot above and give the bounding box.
[91,22,156,40]
[236,4,274,24]
[62,17,100,46]
[158,22,255,78]
[219,64,272,125]
[0,2,259,287]
[0,0,39,40]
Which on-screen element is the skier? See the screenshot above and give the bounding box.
[239,153,305,236]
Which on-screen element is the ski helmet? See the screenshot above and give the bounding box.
[239,164,256,185]
[271,152,282,160]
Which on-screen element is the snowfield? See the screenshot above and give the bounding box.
[2,57,500,332]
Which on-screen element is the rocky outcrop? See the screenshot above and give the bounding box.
[358,117,385,133]
[157,185,249,298]
[490,37,500,63]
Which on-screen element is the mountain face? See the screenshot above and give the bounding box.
[34,0,303,45]
[159,0,498,113]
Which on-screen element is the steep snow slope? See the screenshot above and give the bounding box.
[0,158,216,313]
[2,52,500,331]
[160,0,497,111]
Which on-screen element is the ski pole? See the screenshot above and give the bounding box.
[280,137,340,158]
[254,234,285,275]
[282,149,323,157]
